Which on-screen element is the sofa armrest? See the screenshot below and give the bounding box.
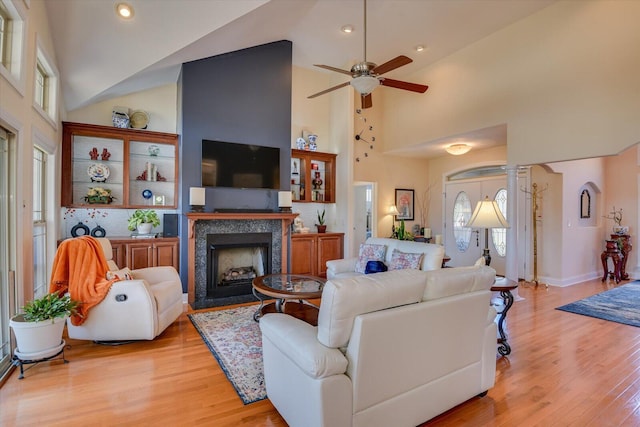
[260,313,348,379]
[326,257,358,276]
[131,266,180,284]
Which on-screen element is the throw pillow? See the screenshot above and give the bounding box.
[389,249,424,271]
[106,267,133,281]
[365,260,388,274]
[355,243,387,274]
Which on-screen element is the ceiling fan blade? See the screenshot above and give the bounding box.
[372,55,412,75]
[308,81,351,99]
[380,78,429,93]
[313,64,353,76]
[361,93,372,109]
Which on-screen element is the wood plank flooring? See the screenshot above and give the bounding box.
[2,278,640,426]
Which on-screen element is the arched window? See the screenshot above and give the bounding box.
[491,189,507,257]
[453,191,472,252]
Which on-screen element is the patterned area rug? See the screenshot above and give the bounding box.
[188,305,266,404]
[556,281,640,327]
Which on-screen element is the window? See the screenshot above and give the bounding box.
[34,42,59,125]
[33,147,47,298]
[491,189,508,257]
[0,0,25,91]
[452,191,472,252]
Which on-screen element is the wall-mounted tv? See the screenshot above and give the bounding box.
[202,139,280,189]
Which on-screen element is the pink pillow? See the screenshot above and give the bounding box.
[355,243,387,273]
[389,249,423,271]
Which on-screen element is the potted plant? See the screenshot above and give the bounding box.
[316,209,327,233]
[127,209,160,234]
[9,293,78,356]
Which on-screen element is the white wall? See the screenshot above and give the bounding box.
[383,0,640,166]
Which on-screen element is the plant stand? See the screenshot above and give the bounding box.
[11,340,68,379]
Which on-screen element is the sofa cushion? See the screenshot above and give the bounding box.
[388,249,424,271]
[317,269,426,348]
[422,265,496,301]
[363,237,445,271]
[355,243,387,274]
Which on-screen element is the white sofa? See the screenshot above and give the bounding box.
[66,238,184,341]
[260,265,497,427]
[325,237,445,280]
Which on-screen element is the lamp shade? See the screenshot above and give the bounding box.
[388,205,400,216]
[278,191,292,208]
[189,187,205,206]
[466,196,509,229]
[350,75,380,95]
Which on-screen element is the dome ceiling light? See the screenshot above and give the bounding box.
[445,143,472,155]
[116,3,134,19]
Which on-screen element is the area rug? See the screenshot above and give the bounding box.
[188,305,266,404]
[556,281,640,327]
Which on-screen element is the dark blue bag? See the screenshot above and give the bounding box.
[365,260,388,274]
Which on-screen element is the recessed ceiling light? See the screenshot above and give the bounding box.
[116,3,134,19]
[415,45,425,52]
[341,25,354,33]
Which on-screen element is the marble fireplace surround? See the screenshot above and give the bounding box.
[186,212,297,308]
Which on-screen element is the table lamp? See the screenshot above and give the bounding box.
[388,205,400,237]
[189,187,206,212]
[465,196,509,266]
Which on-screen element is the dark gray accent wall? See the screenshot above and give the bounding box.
[178,40,293,290]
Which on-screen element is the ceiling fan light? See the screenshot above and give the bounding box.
[445,143,472,155]
[350,75,379,95]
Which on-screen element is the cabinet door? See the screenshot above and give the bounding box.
[110,243,126,269]
[127,242,153,270]
[317,234,344,278]
[154,240,179,270]
[291,236,316,275]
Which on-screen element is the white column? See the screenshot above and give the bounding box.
[506,165,522,300]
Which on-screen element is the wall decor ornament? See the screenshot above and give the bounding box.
[354,109,376,162]
[90,225,106,237]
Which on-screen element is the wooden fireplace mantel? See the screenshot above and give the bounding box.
[185,212,298,306]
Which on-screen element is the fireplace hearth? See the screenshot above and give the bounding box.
[206,232,272,299]
[188,212,297,310]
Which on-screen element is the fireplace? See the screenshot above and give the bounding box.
[187,212,297,310]
[206,232,272,299]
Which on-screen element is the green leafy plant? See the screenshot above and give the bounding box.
[317,209,326,226]
[127,209,160,231]
[21,293,78,323]
[396,219,414,240]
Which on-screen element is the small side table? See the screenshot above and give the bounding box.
[491,278,518,356]
[601,240,623,283]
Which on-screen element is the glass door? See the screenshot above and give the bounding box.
[0,127,14,380]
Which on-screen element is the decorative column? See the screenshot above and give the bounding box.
[506,165,522,300]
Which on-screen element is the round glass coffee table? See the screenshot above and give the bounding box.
[252,274,325,326]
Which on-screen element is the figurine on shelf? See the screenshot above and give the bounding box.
[89,147,99,160]
[101,148,111,161]
[312,171,323,189]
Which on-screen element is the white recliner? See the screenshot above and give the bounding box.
[66,238,184,341]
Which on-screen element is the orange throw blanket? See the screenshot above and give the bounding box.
[49,236,118,326]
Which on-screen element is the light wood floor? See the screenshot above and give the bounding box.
[2,278,640,426]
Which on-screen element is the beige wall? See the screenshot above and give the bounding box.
[383,0,640,166]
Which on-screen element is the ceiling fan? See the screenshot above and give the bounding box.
[308,0,429,109]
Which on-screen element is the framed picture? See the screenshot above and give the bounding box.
[395,189,414,221]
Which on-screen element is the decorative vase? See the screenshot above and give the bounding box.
[137,223,153,235]
[317,225,327,233]
[9,314,66,355]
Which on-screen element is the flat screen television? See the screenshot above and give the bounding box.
[201,139,280,189]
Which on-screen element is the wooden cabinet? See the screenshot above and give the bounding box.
[291,233,344,278]
[290,150,337,203]
[61,122,179,208]
[108,237,179,271]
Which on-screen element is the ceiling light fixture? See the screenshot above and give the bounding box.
[415,45,425,52]
[116,3,134,19]
[350,75,379,95]
[445,143,472,155]
[341,25,354,33]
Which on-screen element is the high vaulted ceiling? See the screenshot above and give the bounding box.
[46,0,555,114]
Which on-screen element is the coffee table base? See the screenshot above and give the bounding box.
[256,301,319,326]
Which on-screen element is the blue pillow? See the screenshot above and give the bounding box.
[365,260,388,274]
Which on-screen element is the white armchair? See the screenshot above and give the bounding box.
[66,238,184,341]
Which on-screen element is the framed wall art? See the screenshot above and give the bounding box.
[395,188,414,221]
